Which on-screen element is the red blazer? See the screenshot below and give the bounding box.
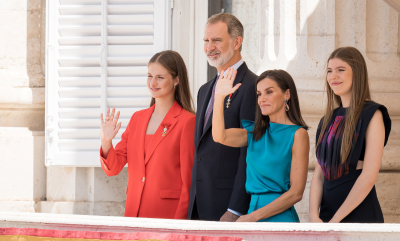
[100,101,195,219]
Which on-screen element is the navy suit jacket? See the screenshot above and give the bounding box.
[188,62,257,220]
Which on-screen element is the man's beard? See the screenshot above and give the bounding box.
[206,41,234,68]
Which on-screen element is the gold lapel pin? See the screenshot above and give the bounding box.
[161,123,171,137]
[162,126,168,137]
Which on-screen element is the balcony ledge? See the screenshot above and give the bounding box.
[1,212,400,240]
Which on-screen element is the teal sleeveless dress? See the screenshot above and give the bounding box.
[242,119,302,222]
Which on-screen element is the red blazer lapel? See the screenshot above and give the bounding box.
[135,105,155,165]
[145,101,182,165]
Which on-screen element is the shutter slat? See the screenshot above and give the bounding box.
[108,97,151,107]
[59,37,101,45]
[108,0,154,4]
[59,98,101,108]
[108,25,153,36]
[58,120,102,129]
[107,57,149,66]
[59,58,100,67]
[107,5,153,15]
[108,77,146,86]
[58,26,101,37]
[108,87,150,97]
[59,109,100,119]
[108,45,154,56]
[58,67,101,77]
[108,15,153,25]
[59,6,102,15]
[59,46,101,57]
[59,16,102,26]
[59,0,101,5]
[107,67,147,76]
[59,88,101,98]
[107,36,153,45]
[59,77,101,87]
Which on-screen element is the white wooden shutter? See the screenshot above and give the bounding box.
[45,0,172,166]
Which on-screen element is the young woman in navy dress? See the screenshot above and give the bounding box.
[309,47,391,223]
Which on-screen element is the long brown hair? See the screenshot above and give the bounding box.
[148,50,195,114]
[316,47,371,164]
[253,69,309,141]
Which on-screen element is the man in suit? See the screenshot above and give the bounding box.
[188,13,258,221]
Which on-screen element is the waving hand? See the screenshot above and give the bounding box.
[215,67,241,98]
[100,107,122,142]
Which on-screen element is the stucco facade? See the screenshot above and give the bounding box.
[1,0,400,223]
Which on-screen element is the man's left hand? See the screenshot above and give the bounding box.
[219,211,239,222]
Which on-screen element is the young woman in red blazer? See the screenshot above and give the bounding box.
[99,51,195,219]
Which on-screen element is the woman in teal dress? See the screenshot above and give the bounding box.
[212,68,310,222]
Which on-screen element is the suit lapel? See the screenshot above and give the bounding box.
[145,101,182,165]
[200,63,249,140]
[135,105,155,165]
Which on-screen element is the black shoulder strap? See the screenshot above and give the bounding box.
[348,101,391,169]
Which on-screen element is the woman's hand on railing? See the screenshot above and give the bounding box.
[309,215,324,223]
[236,213,259,222]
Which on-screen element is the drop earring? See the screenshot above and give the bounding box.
[285,99,289,111]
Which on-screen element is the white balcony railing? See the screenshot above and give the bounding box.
[1,212,400,240]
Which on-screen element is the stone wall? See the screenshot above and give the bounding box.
[0,0,46,212]
[232,0,400,222]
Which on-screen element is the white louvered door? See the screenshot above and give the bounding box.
[45,0,172,166]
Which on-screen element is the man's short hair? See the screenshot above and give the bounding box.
[206,13,244,51]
